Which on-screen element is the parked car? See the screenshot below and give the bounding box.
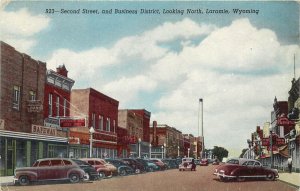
[194,159,200,165]
[135,159,160,172]
[212,159,220,165]
[14,158,86,186]
[149,159,167,170]
[200,159,209,166]
[162,159,179,169]
[178,158,195,171]
[80,158,117,178]
[213,159,279,182]
[105,159,135,176]
[121,158,146,173]
[71,159,99,181]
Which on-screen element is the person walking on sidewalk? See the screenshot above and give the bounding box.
[287,157,292,173]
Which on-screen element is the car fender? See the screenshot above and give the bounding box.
[16,171,38,181]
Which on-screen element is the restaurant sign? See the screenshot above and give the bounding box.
[31,124,57,136]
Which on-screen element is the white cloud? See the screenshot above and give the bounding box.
[0,8,50,52]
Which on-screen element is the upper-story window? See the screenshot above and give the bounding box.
[92,113,96,129]
[63,98,67,117]
[113,120,116,133]
[48,93,53,116]
[98,115,103,131]
[13,85,20,110]
[106,118,110,132]
[29,91,36,101]
[56,96,60,116]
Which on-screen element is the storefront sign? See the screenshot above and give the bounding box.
[68,137,80,144]
[69,131,89,145]
[27,100,43,112]
[277,117,295,126]
[93,132,117,143]
[31,124,57,136]
[44,117,60,128]
[60,118,86,128]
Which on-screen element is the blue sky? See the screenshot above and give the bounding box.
[1,1,299,156]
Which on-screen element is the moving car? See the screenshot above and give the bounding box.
[71,159,99,181]
[81,158,117,178]
[105,159,135,176]
[14,158,86,186]
[162,159,179,169]
[200,159,209,166]
[149,159,167,171]
[213,159,279,182]
[178,158,195,171]
[212,159,220,165]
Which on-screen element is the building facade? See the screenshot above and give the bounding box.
[0,41,68,176]
[70,88,119,158]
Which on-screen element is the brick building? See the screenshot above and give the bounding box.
[70,88,119,158]
[0,41,68,176]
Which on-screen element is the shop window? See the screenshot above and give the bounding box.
[16,140,26,167]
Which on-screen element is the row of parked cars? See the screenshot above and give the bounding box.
[14,157,181,186]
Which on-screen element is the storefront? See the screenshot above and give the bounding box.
[0,129,68,176]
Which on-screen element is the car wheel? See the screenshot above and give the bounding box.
[265,173,275,181]
[236,176,245,182]
[106,171,113,178]
[69,173,80,183]
[98,172,106,179]
[19,176,30,186]
[119,168,127,176]
[135,169,141,174]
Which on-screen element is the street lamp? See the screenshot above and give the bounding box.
[188,148,190,158]
[177,145,180,157]
[199,98,204,158]
[149,143,152,159]
[163,143,166,159]
[138,138,141,158]
[161,145,164,159]
[89,126,95,158]
[270,130,273,168]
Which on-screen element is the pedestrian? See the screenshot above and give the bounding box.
[191,159,196,171]
[287,157,292,173]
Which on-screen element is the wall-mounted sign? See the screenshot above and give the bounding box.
[27,100,43,112]
[68,137,80,144]
[44,117,60,128]
[31,124,57,136]
[60,118,86,128]
[277,117,295,126]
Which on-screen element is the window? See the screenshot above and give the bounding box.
[247,161,255,166]
[254,162,261,167]
[87,160,94,165]
[99,115,103,131]
[51,160,63,166]
[95,161,102,165]
[63,98,67,116]
[56,96,60,116]
[113,120,116,133]
[12,86,20,110]
[39,160,50,166]
[63,160,72,165]
[48,94,53,116]
[29,91,36,101]
[106,118,110,131]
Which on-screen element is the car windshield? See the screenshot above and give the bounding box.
[227,159,239,164]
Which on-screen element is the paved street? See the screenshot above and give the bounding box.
[2,165,297,191]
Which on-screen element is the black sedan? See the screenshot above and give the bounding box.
[71,159,99,181]
[105,159,135,176]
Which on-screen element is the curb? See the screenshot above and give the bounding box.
[278,179,300,190]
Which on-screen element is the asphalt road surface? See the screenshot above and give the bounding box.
[3,165,297,191]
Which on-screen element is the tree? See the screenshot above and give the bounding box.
[239,148,248,158]
[212,146,228,162]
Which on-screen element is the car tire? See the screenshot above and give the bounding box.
[236,176,245,182]
[19,176,30,186]
[69,173,80,183]
[265,173,275,181]
[83,173,90,181]
[135,169,141,174]
[106,172,113,178]
[119,168,127,176]
[98,172,106,179]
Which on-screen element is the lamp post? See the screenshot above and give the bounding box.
[177,145,180,157]
[149,143,152,159]
[89,126,95,158]
[163,143,166,159]
[139,138,142,158]
[188,148,190,158]
[270,130,273,168]
[161,145,164,159]
[199,98,204,158]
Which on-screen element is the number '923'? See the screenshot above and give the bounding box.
[45,9,55,14]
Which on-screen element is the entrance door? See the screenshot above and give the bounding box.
[6,139,16,176]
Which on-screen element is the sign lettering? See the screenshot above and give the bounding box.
[60,118,86,127]
[31,124,57,136]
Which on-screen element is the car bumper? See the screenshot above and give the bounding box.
[13,178,19,185]
[213,172,236,179]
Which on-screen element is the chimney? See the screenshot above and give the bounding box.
[56,64,68,77]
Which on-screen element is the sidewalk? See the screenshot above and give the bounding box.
[0,176,14,187]
[278,172,300,189]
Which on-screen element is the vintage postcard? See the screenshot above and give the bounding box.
[0,0,299,191]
